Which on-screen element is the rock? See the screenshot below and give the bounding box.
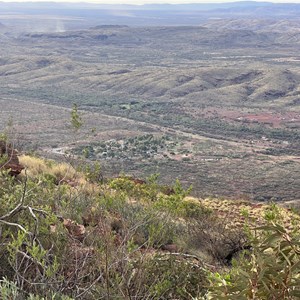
[0,140,24,176]
[160,243,179,253]
[63,219,86,241]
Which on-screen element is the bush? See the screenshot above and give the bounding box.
[2,151,300,299]
[207,221,300,299]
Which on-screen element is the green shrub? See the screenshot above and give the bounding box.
[0,278,19,300]
[207,221,300,300]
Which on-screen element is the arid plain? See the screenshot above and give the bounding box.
[0,2,299,201]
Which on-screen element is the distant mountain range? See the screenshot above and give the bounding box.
[1,1,300,30]
[0,1,300,12]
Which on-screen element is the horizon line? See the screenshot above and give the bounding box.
[0,0,299,4]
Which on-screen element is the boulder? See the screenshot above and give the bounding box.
[0,140,24,176]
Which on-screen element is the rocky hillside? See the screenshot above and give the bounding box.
[0,144,299,299]
[1,26,300,108]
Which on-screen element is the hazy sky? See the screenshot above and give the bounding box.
[1,0,300,4]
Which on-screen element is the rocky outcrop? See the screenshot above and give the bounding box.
[0,140,24,176]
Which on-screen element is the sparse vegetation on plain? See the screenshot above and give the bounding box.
[0,16,299,200]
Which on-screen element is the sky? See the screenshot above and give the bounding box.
[1,0,300,3]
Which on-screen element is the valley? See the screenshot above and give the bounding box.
[0,2,299,201]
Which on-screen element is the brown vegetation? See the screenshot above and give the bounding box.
[0,140,23,175]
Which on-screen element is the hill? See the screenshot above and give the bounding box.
[0,24,299,201]
[0,147,299,299]
[0,3,299,298]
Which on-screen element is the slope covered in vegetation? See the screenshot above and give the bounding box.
[0,142,299,299]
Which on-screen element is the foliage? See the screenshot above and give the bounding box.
[70,104,83,131]
[1,150,300,299]
[0,278,19,300]
[0,153,211,299]
[207,221,300,300]
[134,253,208,299]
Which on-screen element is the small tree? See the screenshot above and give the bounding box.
[70,104,83,131]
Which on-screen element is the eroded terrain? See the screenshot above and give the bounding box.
[0,4,299,201]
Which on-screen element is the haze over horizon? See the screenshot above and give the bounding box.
[1,0,300,4]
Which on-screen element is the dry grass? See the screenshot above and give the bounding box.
[200,198,300,231]
[19,155,82,183]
